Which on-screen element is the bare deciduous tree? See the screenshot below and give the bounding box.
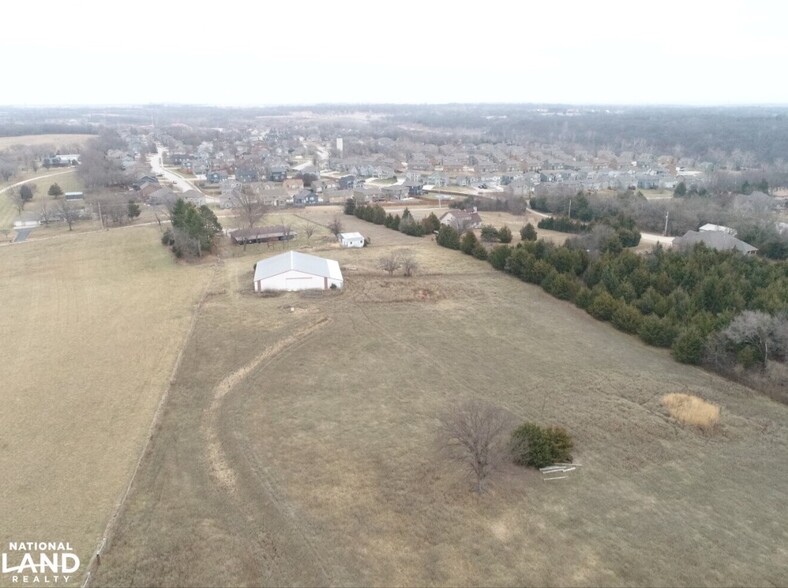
[304,222,316,240]
[7,187,25,215]
[722,311,788,367]
[437,399,513,493]
[57,199,79,231]
[401,255,418,277]
[328,215,343,238]
[39,200,55,225]
[378,253,401,276]
[232,190,268,230]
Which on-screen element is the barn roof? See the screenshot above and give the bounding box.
[254,251,342,282]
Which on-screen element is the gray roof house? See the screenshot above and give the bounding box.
[673,230,758,255]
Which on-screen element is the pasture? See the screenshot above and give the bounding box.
[94,210,788,587]
[0,227,213,578]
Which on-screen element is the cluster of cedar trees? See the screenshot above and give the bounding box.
[345,198,440,237]
[438,223,788,369]
[161,198,222,258]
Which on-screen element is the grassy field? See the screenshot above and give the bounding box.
[0,133,95,150]
[94,209,788,587]
[0,169,84,230]
[0,226,213,580]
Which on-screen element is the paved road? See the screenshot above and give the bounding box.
[149,148,221,204]
[13,228,32,242]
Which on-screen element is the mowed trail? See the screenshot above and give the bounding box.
[0,227,213,578]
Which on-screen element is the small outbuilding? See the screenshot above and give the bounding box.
[253,251,343,292]
[338,231,365,248]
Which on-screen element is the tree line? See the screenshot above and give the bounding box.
[531,190,788,259]
[344,198,440,237]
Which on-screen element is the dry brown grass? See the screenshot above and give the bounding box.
[662,393,721,431]
[0,226,212,577]
[0,133,95,150]
[93,216,788,587]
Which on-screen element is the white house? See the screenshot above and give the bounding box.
[338,232,365,248]
[253,251,343,292]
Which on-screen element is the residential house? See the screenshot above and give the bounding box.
[206,170,229,183]
[293,189,319,206]
[235,167,260,183]
[439,209,482,230]
[673,230,757,255]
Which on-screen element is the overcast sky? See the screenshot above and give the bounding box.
[4,0,787,106]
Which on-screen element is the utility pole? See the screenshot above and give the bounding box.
[97,200,104,229]
[568,198,572,219]
[664,210,669,236]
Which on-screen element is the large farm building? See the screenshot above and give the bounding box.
[253,251,343,292]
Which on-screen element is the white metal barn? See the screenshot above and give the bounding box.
[338,232,365,248]
[253,251,343,292]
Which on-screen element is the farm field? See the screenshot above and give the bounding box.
[0,226,213,579]
[0,133,95,150]
[94,210,788,587]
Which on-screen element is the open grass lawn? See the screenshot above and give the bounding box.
[0,227,213,578]
[94,212,788,587]
[0,169,84,229]
[0,134,95,151]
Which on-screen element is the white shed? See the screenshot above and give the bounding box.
[338,232,365,248]
[253,251,343,292]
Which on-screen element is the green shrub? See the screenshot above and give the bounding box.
[498,225,513,244]
[511,423,574,468]
[611,303,643,334]
[638,316,678,347]
[542,270,578,301]
[575,286,593,310]
[480,225,500,242]
[436,225,460,249]
[472,243,488,260]
[520,223,537,241]
[460,230,478,255]
[588,290,617,321]
[671,328,706,364]
[488,245,512,271]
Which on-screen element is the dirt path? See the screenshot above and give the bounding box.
[92,259,336,587]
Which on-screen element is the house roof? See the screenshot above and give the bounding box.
[254,251,342,283]
[182,189,204,200]
[699,223,736,234]
[339,232,364,240]
[675,230,757,254]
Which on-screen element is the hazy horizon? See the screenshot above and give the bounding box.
[6,0,788,107]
